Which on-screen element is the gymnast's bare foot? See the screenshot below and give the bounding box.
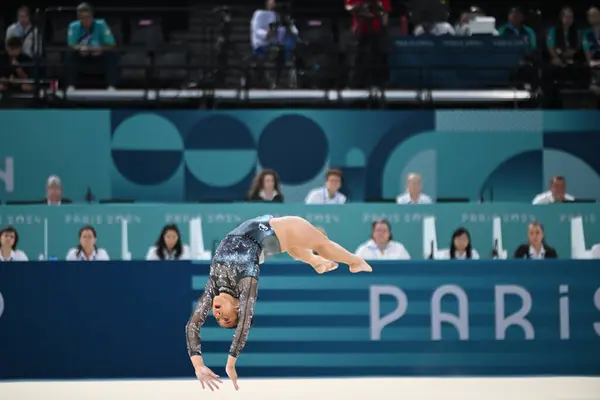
[349,260,372,273]
[311,257,339,274]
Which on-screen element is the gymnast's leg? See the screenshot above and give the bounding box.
[287,246,338,274]
[271,216,372,273]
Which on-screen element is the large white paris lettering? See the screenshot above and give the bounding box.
[431,285,469,340]
[594,287,600,336]
[369,285,407,340]
[370,284,600,340]
[495,285,534,339]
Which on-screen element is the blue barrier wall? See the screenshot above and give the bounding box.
[1,260,599,380]
[1,111,600,203]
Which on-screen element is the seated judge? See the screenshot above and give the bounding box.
[355,219,411,260]
[436,227,480,260]
[513,222,558,259]
[0,226,28,261]
[146,224,191,261]
[66,225,110,261]
[41,175,73,205]
[396,173,433,204]
[247,169,284,202]
[532,176,574,204]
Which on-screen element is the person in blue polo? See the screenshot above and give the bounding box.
[582,6,600,94]
[498,7,536,51]
[66,2,118,90]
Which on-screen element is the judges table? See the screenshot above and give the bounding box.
[388,36,529,89]
[1,203,598,261]
[0,260,598,379]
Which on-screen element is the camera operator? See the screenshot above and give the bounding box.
[345,0,391,88]
[251,0,299,88]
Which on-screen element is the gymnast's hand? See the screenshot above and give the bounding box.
[226,356,240,390]
[194,365,222,391]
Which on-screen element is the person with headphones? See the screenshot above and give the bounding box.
[354,219,411,260]
[66,3,118,90]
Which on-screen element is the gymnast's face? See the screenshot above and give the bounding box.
[212,295,239,328]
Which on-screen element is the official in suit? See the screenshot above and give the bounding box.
[513,222,558,259]
[43,175,72,205]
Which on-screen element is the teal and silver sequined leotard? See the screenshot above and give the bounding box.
[185,215,282,358]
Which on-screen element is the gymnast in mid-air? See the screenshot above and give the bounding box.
[185,215,372,391]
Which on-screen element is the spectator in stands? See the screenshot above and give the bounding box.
[5,6,41,57]
[305,168,347,204]
[0,226,28,261]
[345,0,391,88]
[544,7,580,107]
[250,0,299,88]
[437,227,480,260]
[547,7,579,67]
[355,219,411,260]
[396,173,433,204]
[532,176,574,204]
[66,225,110,261]
[66,3,118,90]
[146,224,191,261]
[42,175,72,205]
[513,222,558,259]
[582,7,600,95]
[247,169,284,202]
[498,7,537,50]
[0,36,34,93]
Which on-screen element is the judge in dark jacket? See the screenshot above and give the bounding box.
[246,169,284,203]
[513,222,558,259]
[42,175,72,205]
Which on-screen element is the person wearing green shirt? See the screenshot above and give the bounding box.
[498,7,537,51]
[582,7,600,94]
[546,7,579,67]
[65,2,118,90]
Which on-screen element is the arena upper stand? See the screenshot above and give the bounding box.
[0,0,598,108]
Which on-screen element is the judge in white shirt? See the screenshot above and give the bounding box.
[436,227,480,260]
[532,176,574,204]
[355,219,411,260]
[396,173,433,204]
[305,168,347,204]
[0,226,29,261]
[66,225,110,261]
[146,224,191,261]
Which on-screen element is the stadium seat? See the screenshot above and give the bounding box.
[155,52,188,85]
[129,17,164,50]
[120,51,151,82]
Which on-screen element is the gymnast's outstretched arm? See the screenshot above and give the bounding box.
[225,276,258,389]
[186,280,215,361]
[229,276,258,359]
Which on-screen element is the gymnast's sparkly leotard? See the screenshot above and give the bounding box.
[185,215,282,358]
